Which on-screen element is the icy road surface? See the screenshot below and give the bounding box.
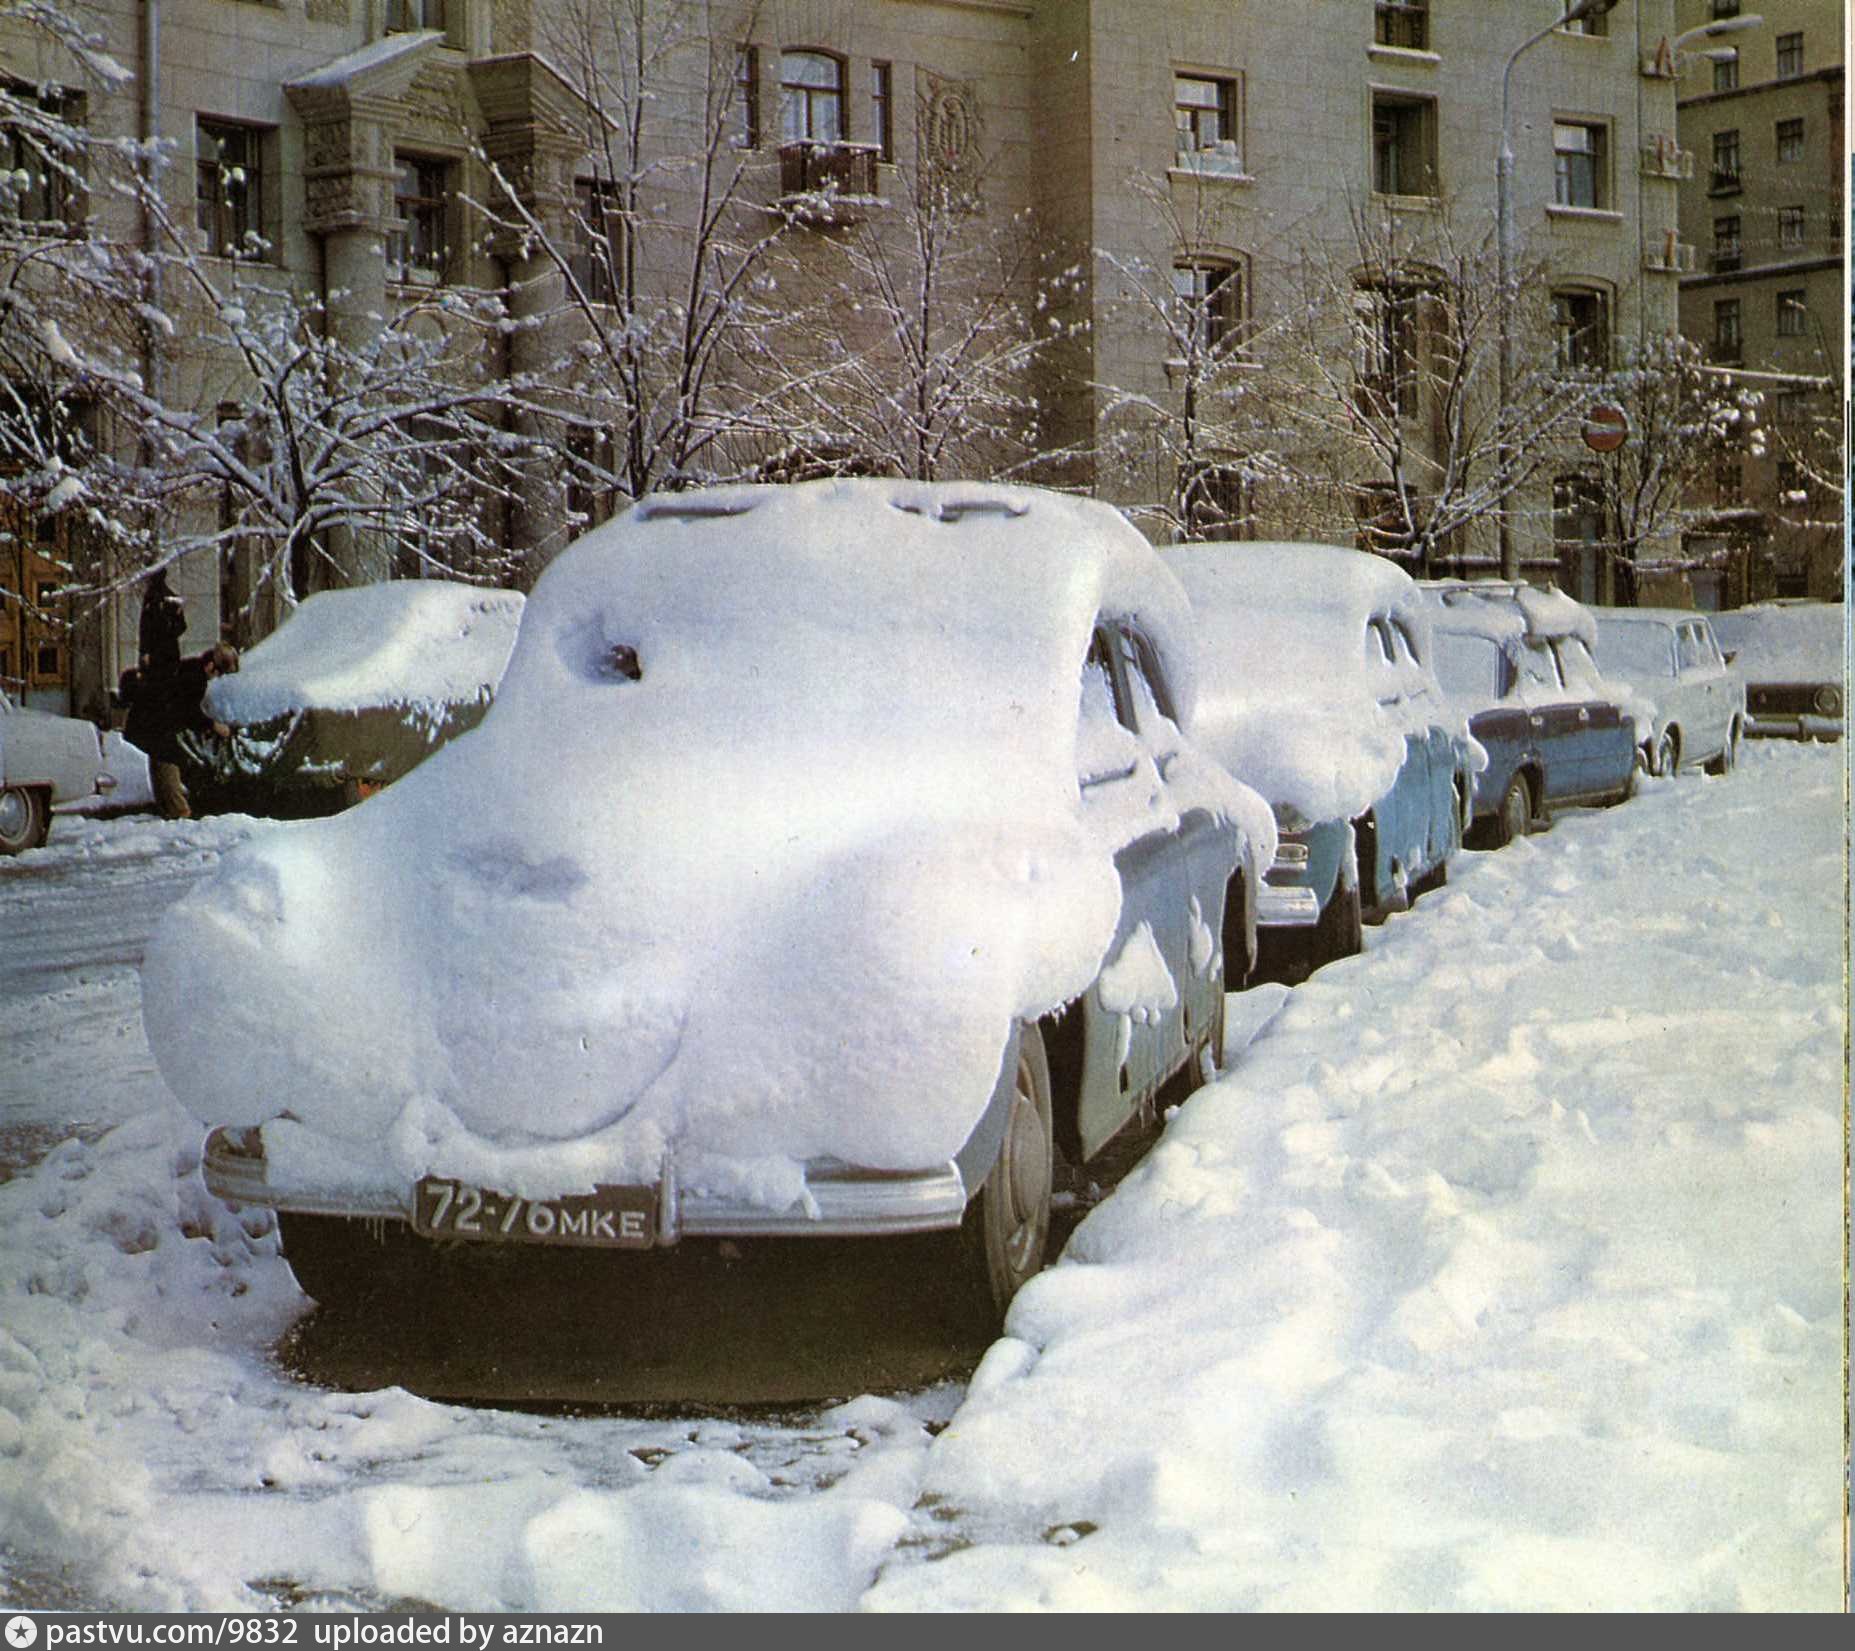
[0,743,1844,1610]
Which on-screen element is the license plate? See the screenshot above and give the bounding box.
[412,1177,656,1249]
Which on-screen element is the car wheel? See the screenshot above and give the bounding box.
[1492,773,1531,848]
[1705,721,1741,776]
[959,1024,1054,1328]
[277,1212,423,1310]
[1654,731,1679,778]
[1310,875,1363,967]
[0,785,49,856]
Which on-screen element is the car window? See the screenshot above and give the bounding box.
[1364,619,1393,669]
[1552,636,1604,692]
[1696,624,1724,668]
[1517,639,1560,693]
[1594,622,1672,679]
[1117,625,1181,734]
[1432,632,1503,701]
[1076,644,1140,791]
[1365,617,1402,704]
[1675,625,1705,672]
[1388,618,1421,667]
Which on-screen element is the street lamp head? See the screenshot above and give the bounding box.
[1563,0,1619,21]
[1673,13,1764,50]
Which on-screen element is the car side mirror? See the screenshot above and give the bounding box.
[1722,649,1738,666]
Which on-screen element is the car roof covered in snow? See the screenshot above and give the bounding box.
[1419,580,1599,648]
[1708,602,1845,681]
[206,580,525,723]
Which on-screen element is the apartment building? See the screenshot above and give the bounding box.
[1675,0,1844,604]
[2,1,1689,716]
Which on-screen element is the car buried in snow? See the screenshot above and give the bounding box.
[1706,601,1845,742]
[149,480,1274,1330]
[1163,542,1477,977]
[179,581,525,816]
[0,687,115,854]
[1590,608,1746,778]
[1419,579,1643,847]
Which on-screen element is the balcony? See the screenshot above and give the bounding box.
[1639,136,1693,181]
[1708,168,1742,196]
[1643,235,1696,274]
[778,142,883,225]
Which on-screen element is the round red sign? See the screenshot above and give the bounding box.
[1581,403,1629,453]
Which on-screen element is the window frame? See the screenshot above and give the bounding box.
[1371,91,1437,198]
[1775,117,1804,164]
[1551,286,1609,374]
[1712,296,1742,359]
[1174,73,1234,153]
[1774,289,1807,338]
[195,117,267,259]
[779,49,847,146]
[1777,204,1805,249]
[386,0,448,30]
[1775,32,1803,79]
[1711,214,1741,272]
[733,45,760,148]
[0,82,84,235]
[870,61,893,163]
[571,176,625,306]
[1170,257,1247,359]
[1709,128,1741,193]
[1374,2,1428,52]
[1552,119,1607,210]
[1558,2,1609,38]
[390,152,450,284]
[1711,49,1738,92]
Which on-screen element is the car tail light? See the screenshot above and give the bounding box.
[1814,685,1842,715]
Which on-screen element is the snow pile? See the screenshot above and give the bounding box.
[204,582,525,724]
[145,481,1265,1205]
[1709,603,1845,684]
[1164,542,1474,824]
[867,745,1843,1610]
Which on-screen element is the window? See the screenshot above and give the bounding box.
[566,426,618,536]
[1712,297,1741,361]
[1711,215,1740,271]
[1775,33,1803,79]
[572,178,624,305]
[1775,118,1804,163]
[1374,3,1428,51]
[1171,260,1244,356]
[1174,75,1234,153]
[390,154,448,281]
[1713,456,1741,501]
[1353,278,1432,416]
[1709,128,1740,192]
[870,62,893,162]
[1712,50,1738,93]
[1776,459,1807,503]
[1551,287,1608,372]
[1372,92,1436,196]
[1177,462,1252,540]
[1711,0,1740,17]
[196,119,265,256]
[1778,205,1805,248]
[1559,2,1608,37]
[1,84,83,232]
[1775,289,1806,337]
[387,0,447,29]
[1773,388,1806,421]
[780,50,844,144]
[1553,121,1606,208]
[734,46,760,147]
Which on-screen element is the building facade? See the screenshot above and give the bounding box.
[1674,0,1844,606]
[3,1,1702,718]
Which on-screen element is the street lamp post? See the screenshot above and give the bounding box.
[1496,0,1617,581]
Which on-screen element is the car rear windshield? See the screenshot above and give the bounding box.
[1593,622,1671,678]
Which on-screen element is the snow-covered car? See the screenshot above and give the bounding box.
[1420,580,1642,846]
[183,581,525,816]
[1163,542,1477,975]
[147,480,1273,1329]
[1590,609,1746,777]
[1707,601,1845,742]
[0,688,115,854]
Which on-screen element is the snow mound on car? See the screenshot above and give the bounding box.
[1164,542,1470,824]
[145,480,1261,1201]
[204,582,525,723]
[1709,602,1845,682]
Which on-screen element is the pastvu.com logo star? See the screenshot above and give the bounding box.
[6,1615,38,1648]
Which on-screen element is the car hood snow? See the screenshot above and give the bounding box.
[143,481,1265,1206]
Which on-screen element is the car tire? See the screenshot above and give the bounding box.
[959,1024,1054,1329]
[277,1212,419,1310]
[0,785,49,856]
[1705,721,1741,776]
[1654,730,1679,778]
[1409,857,1448,900]
[1491,773,1531,848]
[1310,875,1363,968]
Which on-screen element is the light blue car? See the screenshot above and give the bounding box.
[1165,543,1478,974]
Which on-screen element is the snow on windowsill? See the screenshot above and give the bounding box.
[1169,147,1252,184]
[1545,204,1624,225]
[1367,44,1440,66]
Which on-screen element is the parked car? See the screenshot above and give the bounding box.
[1164,542,1477,976]
[148,480,1273,1330]
[182,580,526,816]
[1419,580,1643,846]
[1590,609,1746,777]
[1707,601,1844,742]
[0,688,115,854]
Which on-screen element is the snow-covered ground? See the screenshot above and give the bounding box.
[0,743,1844,1611]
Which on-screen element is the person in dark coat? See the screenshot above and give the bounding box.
[135,643,238,821]
[137,568,187,678]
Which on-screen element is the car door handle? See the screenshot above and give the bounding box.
[1577,708,1590,725]
[1530,715,1544,728]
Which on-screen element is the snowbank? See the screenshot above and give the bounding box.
[204,582,525,724]
[145,481,1264,1204]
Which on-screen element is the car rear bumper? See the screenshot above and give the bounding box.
[1743,713,1844,741]
[200,1125,972,1241]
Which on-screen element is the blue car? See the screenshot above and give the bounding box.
[1421,581,1643,846]
[1165,543,1478,974]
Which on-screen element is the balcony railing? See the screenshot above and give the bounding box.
[1710,249,1741,273]
[1639,137,1693,180]
[778,142,883,222]
[1708,168,1742,195]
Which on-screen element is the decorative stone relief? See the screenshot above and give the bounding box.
[917,69,984,196]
